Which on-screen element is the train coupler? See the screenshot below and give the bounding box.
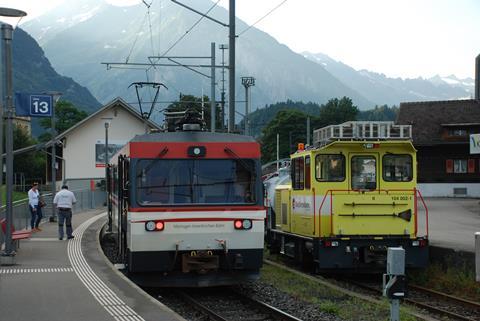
[181,251,219,274]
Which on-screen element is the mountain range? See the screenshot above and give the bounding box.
[302,52,474,106]
[16,0,475,124]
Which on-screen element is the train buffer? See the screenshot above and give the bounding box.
[0,209,185,321]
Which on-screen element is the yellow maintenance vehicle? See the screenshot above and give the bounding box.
[266,121,429,271]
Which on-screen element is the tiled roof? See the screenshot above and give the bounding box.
[397,99,480,145]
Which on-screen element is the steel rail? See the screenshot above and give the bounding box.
[344,279,478,321]
[176,289,303,321]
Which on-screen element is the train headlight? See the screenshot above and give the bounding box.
[242,219,252,230]
[234,219,252,230]
[145,220,165,231]
[145,221,156,231]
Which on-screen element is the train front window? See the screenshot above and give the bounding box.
[136,159,256,205]
[383,155,413,182]
[351,156,377,190]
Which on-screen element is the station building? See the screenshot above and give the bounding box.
[397,99,480,197]
[49,97,160,189]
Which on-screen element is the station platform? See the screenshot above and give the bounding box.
[419,197,480,252]
[0,210,186,321]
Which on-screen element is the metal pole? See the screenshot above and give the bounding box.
[49,101,56,221]
[390,299,400,321]
[476,232,480,282]
[307,117,311,145]
[276,133,279,172]
[210,42,216,132]
[0,33,3,209]
[228,0,235,132]
[244,85,249,135]
[219,44,227,130]
[105,122,112,232]
[3,23,14,256]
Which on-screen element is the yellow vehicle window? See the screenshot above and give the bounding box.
[292,157,305,190]
[351,156,376,190]
[315,154,345,182]
[383,154,413,182]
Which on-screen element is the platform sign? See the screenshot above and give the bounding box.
[470,134,480,154]
[14,93,53,117]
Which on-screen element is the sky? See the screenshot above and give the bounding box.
[1,0,478,79]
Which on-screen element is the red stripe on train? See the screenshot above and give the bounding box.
[131,217,265,223]
[129,206,266,212]
[129,142,260,158]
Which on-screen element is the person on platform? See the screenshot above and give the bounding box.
[28,182,43,231]
[53,185,77,240]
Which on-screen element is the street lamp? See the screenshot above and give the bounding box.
[102,117,112,232]
[0,7,27,265]
[241,77,255,136]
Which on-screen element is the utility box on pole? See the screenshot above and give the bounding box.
[383,247,406,321]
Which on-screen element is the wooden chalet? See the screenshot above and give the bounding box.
[397,99,480,197]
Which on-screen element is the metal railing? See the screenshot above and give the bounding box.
[0,188,106,245]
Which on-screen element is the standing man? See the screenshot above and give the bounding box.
[53,185,77,240]
[28,182,43,231]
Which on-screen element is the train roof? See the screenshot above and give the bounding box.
[130,131,257,143]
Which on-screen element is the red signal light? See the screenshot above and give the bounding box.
[155,221,164,231]
[234,220,243,229]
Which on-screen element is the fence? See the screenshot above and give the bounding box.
[0,188,106,245]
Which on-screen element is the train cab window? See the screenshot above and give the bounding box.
[351,156,377,190]
[136,159,257,205]
[291,157,305,190]
[383,154,413,182]
[315,154,345,182]
[305,156,311,189]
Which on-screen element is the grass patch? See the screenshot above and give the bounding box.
[0,185,27,203]
[261,262,420,321]
[409,262,480,302]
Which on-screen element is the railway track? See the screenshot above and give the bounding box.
[343,279,480,321]
[264,259,480,321]
[175,288,303,321]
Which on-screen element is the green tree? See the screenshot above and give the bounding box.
[261,110,320,163]
[38,100,88,141]
[357,104,398,121]
[260,97,359,163]
[165,94,222,131]
[13,125,46,185]
[318,97,359,126]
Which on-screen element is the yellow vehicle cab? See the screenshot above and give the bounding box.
[266,121,429,271]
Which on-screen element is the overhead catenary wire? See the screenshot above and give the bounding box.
[159,0,220,58]
[237,0,288,36]
[125,9,151,63]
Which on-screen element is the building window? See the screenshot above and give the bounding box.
[351,156,376,190]
[452,159,467,173]
[383,154,413,182]
[315,154,345,182]
[448,128,468,136]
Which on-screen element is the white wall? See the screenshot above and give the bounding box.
[63,107,149,180]
[418,183,480,198]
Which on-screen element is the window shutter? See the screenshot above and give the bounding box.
[446,159,453,173]
[468,159,475,173]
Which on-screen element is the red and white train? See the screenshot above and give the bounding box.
[107,128,265,287]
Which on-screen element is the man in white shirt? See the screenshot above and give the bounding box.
[28,182,43,231]
[53,185,77,240]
